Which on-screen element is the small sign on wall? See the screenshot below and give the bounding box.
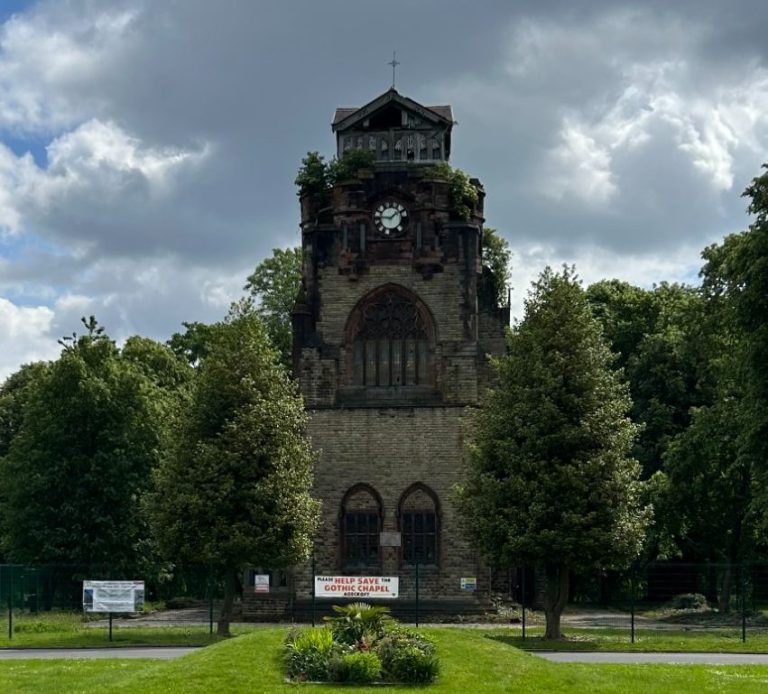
[380,532,402,547]
[460,577,477,591]
[254,575,270,593]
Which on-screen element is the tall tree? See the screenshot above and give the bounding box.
[459,267,649,639]
[148,304,319,636]
[0,320,184,575]
[587,281,708,477]
[244,247,302,370]
[701,166,768,500]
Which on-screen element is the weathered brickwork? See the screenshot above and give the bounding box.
[287,89,509,614]
[301,407,483,601]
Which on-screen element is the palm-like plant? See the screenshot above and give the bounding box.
[324,602,392,646]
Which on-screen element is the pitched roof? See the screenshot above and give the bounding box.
[332,88,453,130]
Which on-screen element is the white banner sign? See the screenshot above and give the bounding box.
[315,575,399,599]
[83,581,145,613]
[254,574,270,593]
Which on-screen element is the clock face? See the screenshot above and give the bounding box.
[374,201,408,236]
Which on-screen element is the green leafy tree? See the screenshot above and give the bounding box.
[587,281,709,477]
[0,320,183,575]
[481,227,512,307]
[663,395,752,610]
[148,303,320,636]
[244,247,302,370]
[0,362,48,458]
[700,166,768,506]
[167,321,220,367]
[459,267,649,639]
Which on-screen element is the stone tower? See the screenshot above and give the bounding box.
[292,88,509,614]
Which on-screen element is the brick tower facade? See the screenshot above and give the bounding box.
[288,89,508,615]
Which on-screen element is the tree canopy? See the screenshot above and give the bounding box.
[148,304,319,635]
[459,267,649,638]
[244,247,302,370]
[481,227,512,307]
[0,320,189,575]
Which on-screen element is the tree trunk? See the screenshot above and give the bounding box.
[543,564,570,640]
[217,569,239,637]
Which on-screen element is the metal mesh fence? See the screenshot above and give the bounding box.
[0,563,225,643]
[3,561,768,646]
[502,561,768,643]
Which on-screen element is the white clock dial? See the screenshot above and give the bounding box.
[374,201,408,235]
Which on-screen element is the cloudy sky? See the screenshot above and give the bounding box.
[1,0,767,379]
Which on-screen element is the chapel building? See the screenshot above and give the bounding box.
[262,88,508,616]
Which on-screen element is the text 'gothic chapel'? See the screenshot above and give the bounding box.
[288,87,509,614]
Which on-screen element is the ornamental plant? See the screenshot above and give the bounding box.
[284,604,438,685]
[324,601,393,646]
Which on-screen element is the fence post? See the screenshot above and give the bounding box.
[311,552,316,628]
[8,566,13,641]
[108,612,113,642]
[630,573,635,644]
[208,562,214,635]
[415,559,420,628]
[521,567,526,641]
[741,562,747,644]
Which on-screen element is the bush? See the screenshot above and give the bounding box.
[284,627,336,681]
[668,593,709,610]
[283,606,438,685]
[327,149,376,185]
[377,627,438,684]
[387,645,439,684]
[324,601,392,646]
[331,651,382,684]
[429,162,479,221]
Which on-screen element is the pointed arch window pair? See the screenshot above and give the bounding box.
[340,483,439,568]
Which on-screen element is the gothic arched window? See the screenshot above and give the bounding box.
[340,484,382,569]
[398,483,440,566]
[346,286,434,388]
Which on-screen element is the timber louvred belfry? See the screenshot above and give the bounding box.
[272,88,508,617]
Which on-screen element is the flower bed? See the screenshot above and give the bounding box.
[284,602,439,685]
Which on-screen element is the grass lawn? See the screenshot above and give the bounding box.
[0,610,262,648]
[2,628,768,693]
[500,626,768,652]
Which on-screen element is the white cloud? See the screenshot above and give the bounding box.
[36,118,210,211]
[0,297,58,380]
[0,118,210,253]
[509,242,702,321]
[544,121,618,204]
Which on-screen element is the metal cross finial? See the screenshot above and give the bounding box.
[388,51,400,89]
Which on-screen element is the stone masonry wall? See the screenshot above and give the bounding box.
[294,405,488,603]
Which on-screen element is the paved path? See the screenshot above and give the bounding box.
[536,651,768,665]
[0,647,198,660]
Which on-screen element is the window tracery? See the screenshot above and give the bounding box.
[349,289,432,387]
